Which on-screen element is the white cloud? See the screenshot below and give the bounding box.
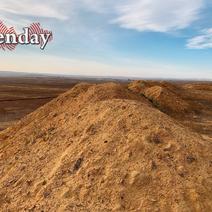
[113,0,204,32]
[0,0,205,33]
[187,28,212,49]
[76,0,205,33]
[0,0,69,21]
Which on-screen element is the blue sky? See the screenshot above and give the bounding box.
[0,0,212,79]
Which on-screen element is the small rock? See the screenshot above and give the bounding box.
[163,143,172,151]
[62,189,72,198]
[73,157,83,172]
[129,171,140,185]
[128,151,133,158]
[113,203,123,211]
[151,161,157,170]
[52,113,58,117]
[28,205,36,211]
[43,190,51,198]
[150,134,162,144]
[121,105,126,110]
[77,114,82,119]
[42,180,47,186]
[129,171,152,187]
[186,155,196,164]
[177,166,186,177]
[26,180,32,186]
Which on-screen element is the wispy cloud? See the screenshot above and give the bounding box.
[0,0,205,33]
[75,0,205,33]
[0,0,69,21]
[113,0,204,32]
[187,28,212,49]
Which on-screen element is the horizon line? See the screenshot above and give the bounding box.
[0,70,212,82]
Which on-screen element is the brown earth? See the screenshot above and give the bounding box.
[143,86,190,114]
[0,76,104,131]
[128,81,192,115]
[0,81,212,211]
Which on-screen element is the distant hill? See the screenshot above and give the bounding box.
[0,71,130,81]
[0,71,44,77]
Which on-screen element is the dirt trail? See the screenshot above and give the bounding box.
[0,82,211,211]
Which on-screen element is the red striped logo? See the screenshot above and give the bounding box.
[0,21,53,51]
[29,23,53,48]
[0,21,17,51]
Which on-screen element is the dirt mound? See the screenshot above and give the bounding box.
[128,80,156,93]
[143,85,190,114]
[128,81,192,115]
[0,82,211,211]
[158,81,184,95]
[182,83,212,91]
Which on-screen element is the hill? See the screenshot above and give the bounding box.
[0,82,211,211]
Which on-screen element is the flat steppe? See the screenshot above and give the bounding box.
[0,76,107,131]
